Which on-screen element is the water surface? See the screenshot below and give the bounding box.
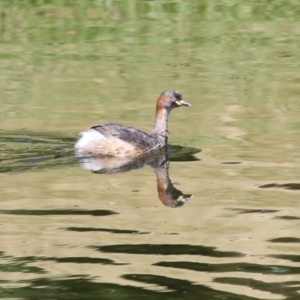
[1,1,300,299]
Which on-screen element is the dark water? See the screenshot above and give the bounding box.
[1,1,300,300]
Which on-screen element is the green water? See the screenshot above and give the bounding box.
[1,1,300,299]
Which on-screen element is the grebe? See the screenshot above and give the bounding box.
[75,89,191,157]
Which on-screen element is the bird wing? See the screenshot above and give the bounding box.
[91,123,154,149]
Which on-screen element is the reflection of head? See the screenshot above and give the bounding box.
[151,156,193,208]
[77,145,200,208]
[157,177,193,208]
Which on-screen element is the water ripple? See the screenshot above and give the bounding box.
[65,227,149,235]
[93,244,244,258]
[154,261,300,275]
[215,277,300,300]
[0,209,117,216]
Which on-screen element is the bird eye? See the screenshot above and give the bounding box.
[174,93,182,100]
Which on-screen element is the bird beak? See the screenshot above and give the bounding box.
[175,99,191,107]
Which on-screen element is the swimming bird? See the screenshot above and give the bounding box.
[75,89,191,157]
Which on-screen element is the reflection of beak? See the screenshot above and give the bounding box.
[177,194,193,202]
[175,99,191,107]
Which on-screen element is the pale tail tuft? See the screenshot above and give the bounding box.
[74,129,106,149]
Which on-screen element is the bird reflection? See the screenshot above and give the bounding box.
[76,145,201,208]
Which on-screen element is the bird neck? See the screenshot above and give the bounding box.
[151,107,170,144]
[152,156,171,205]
